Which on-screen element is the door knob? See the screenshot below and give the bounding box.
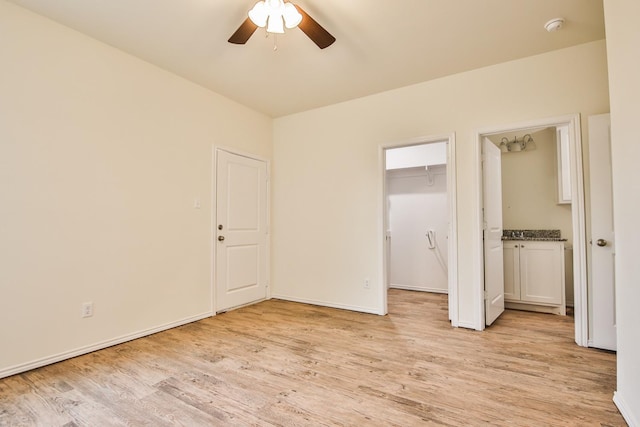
[218,236,225,242]
[596,238,607,247]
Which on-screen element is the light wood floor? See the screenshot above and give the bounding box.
[0,290,624,426]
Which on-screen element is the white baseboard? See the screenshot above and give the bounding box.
[270,294,383,315]
[614,391,638,427]
[389,284,448,294]
[457,320,478,330]
[0,311,213,380]
[505,301,565,315]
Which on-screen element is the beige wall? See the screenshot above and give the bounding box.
[0,1,271,375]
[604,0,640,423]
[272,41,610,325]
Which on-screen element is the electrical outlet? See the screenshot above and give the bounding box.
[364,278,370,289]
[81,302,93,318]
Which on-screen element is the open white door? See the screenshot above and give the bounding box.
[215,149,268,312]
[588,114,616,351]
[483,137,505,326]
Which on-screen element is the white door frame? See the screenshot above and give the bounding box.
[473,114,588,346]
[211,146,271,314]
[379,133,459,325]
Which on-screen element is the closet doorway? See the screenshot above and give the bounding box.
[381,135,458,325]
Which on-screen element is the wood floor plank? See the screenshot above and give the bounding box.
[0,290,625,426]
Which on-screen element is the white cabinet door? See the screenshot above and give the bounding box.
[502,241,520,301]
[519,242,564,306]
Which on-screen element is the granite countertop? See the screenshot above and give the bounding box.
[501,229,567,242]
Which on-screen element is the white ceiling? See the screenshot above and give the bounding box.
[8,0,605,117]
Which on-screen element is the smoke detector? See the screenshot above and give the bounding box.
[544,18,565,32]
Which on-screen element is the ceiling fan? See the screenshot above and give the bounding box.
[228,0,336,49]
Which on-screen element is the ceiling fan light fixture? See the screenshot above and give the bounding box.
[229,0,335,49]
[248,0,299,33]
[283,3,302,28]
[248,1,268,27]
[266,13,285,33]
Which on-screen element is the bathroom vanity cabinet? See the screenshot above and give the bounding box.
[503,240,566,315]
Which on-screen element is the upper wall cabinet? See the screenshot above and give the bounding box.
[556,125,571,204]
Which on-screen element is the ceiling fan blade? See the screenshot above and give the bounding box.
[294,4,336,49]
[228,17,258,44]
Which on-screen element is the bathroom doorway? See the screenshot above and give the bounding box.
[487,127,575,310]
[474,114,588,345]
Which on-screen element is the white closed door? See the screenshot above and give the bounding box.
[588,114,616,351]
[215,149,268,312]
[483,138,505,326]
